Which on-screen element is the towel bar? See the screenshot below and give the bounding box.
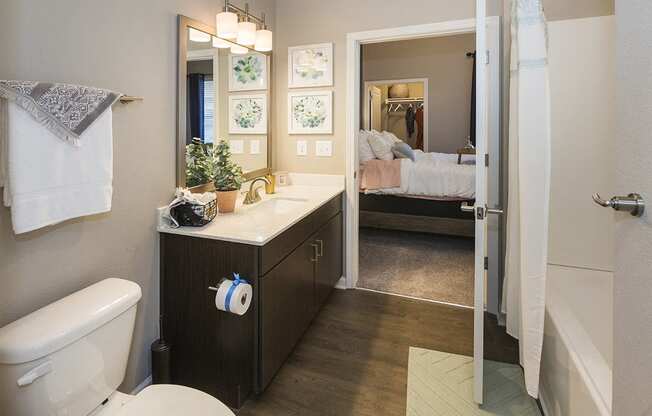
[118,95,143,103]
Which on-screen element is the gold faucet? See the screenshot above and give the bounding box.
[242,176,271,205]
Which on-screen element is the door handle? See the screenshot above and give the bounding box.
[310,243,319,262]
[315,239,324,257]
[461,203,503,219]
[461,202,474,213]
[592,193,645,217]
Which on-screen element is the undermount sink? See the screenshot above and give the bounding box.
[247,197,309,215]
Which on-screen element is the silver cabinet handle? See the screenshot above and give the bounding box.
[310,243,319,262]
[592,193,645,217]
[315,239,324,257]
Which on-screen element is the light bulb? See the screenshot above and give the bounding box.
[216,11,238,39]
[236,21,257,46]
[254,29,272,52]
[230,44,248,55]
[212,36,231,49]
[188,28,211,43]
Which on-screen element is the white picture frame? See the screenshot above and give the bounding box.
[228,94,268,134]
[288,43,333,88]
[228,52,268,92]
[288,90,333,135]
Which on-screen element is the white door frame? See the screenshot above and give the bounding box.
[344,17,501,292]
[363,78,429,152]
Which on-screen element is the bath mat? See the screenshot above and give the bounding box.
[407,347,541,415]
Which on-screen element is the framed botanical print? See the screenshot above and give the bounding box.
[288,43,333,88]
[229,53,268,92]
[288,90,333,134]
[229,94,268,134]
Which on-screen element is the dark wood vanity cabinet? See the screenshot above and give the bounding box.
[159,193,343,409]
[259,211,343,389]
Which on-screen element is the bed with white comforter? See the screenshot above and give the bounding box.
[364,150,475,199]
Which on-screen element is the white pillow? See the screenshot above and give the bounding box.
[358,130,376,163]
[368,131,395,160]
[381,130,403,144]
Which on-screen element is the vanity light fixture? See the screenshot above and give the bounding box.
[215,0,272,51]
[254,13,272,52]
[189,27,211,43]
[212,36,231,49]
[230,44,248,55]
[216,2,238,39]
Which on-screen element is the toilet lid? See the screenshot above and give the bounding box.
[116,385,235,416]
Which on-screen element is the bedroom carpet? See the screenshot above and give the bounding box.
[358,227,474,306]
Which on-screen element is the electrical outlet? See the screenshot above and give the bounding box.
[296,140,308,156]
[250,140,261,154]
[229,140,244,154]
[315,140,333,157]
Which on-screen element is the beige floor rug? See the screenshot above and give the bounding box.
[407,347,541,416]
[358,228,474,306]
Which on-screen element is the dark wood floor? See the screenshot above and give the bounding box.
[238,289,518,416]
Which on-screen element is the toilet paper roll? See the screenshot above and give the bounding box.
[214,274,252,316]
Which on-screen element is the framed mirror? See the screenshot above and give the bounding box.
[177,15,272,190]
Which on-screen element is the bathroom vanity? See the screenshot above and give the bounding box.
[158,178,344,408]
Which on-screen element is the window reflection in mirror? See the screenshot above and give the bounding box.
[182,23,270,188]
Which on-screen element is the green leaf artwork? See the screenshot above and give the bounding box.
[295,50,327,80]
[233,55,263,86]
[293,96,326,128]
[233,98,263,129]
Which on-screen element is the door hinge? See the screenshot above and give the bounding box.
[484,257,489,270]
[485,50,490,65]
[484,154,489,167]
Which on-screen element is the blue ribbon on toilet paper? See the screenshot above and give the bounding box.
[225,273,248,313]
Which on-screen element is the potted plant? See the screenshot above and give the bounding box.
[185,139,214,188]
[213,140,244,213]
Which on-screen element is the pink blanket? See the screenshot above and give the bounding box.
[360,159,401,190]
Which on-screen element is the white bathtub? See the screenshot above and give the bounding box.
[540,265,613,416]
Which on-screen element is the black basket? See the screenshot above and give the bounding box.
[170,199,217,227]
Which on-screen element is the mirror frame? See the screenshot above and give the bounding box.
[177,15,273,192]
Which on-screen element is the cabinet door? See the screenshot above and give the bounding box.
[315,213,343,309]
[259,238,315,390]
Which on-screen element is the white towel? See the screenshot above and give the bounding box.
[4,101,113,234]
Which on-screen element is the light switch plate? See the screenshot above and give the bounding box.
[315,140,333,157]
[229,140,244,154]
[250,140,261,154]
[296,140,308,156]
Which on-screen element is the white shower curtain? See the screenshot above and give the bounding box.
[501,0,550,398]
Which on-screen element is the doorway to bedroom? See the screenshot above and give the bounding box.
[356,34,478,308]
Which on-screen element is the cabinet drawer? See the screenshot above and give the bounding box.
[260,193,342,275]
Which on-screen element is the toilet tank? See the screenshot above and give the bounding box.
[0,278,142,416]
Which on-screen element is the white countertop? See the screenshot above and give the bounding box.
[157,173,345,246]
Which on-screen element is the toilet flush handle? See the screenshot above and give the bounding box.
[17,360,52,387]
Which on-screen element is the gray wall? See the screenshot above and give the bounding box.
[273,0,503,174]
[0,0,274,393]
[614,1,652,414]
[362,34,476,154]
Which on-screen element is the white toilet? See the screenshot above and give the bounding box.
[0,278,236,416]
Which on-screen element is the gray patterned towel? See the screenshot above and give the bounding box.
[0,80,121,145]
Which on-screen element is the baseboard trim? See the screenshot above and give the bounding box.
[130,375,152,395]
[335,276,347,289]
